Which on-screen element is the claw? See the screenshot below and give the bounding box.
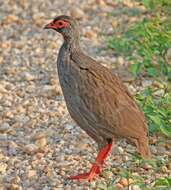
[67,163,101,181]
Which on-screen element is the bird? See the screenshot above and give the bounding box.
[44,15,151,181]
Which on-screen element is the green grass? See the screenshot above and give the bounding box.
[136,86,171,136]
[108,16,171,78]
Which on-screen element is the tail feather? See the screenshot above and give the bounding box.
[137,138,151,159]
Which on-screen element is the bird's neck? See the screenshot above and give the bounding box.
[62,34,81,52]
[64,40,80,51]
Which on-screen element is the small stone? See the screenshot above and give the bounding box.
[12,176,21,184]
[0,56,3,64]
[4,111,14,118]
[130,185,141,190]
[24,144,39,155]
[117,56,125,65]
[157,146,166,155]
[102,170,113,179]
[161,166,169,173]
[119,178,134,187]
[150,145,157,154]
[70,7,84,19]
[96,0,106,6]
[8,141,18,155]
[113,146,124,154]
[0,134,7,141]
[0,122,11,133]
[27,169,37,178]
[10,184,23,190]
[33,132,46,140]
[127,85,137,95]
[16,114,30,124]
[77,142,88,150]
[0,84,7,93]
[142,80,153,88]
[153,89,165,96]
[143,163,153,170]
[40,85,57,97]
[122,155,130,162]
[165,47,171,65]
[22,72,35,81]
[0,163,7,173]
[168,161,171,170]
[0,185,6,190]
[36,137,47,148]
[4,14,18,23]
[1,41,12,50]
[114,183,124,190]
[36,153,44,159]
[64,123,73,130]
[112,20,118,28]
[85,31,97,39]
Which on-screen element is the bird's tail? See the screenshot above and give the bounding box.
[137,137,151,159]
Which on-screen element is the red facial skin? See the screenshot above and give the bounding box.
[44,20,70,29]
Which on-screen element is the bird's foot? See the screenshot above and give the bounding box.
[67,143,113,181]
[67,163,102,181]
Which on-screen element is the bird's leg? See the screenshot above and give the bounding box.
[67,142,113,181]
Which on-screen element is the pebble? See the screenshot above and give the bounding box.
[157,146,166,155]
[85,31,97,40]
[153,89,165,96]
[165,47,171,65]
[130,185,141,190]
[150,145,157,154]
[0,122,11,133]
[40,85,58,97]
[0,134,8,141]
[35,137,47,148]
[16,114,30,124]
[0,84,7,93]
[70,7,85,19]
[142,80,153,88]
[22,72,35,81]
[117,56,125,65]
[10,184,23,190]
[33,132,47,140]
[0,163,7,173]
[102,170,113,179]
[119,178,134,187]
[143,163,153,170]
[27,169,37,178]
[24,144,39,155]
[64,123,73,130]
[114,183,124,190]
[96,0,106,5]
[8,141,18,155]
[168,161,171,170]
[11,176,21,184]
[127,85,137,95]
[161,166,169,173]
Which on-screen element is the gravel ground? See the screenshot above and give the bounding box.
[0,0,170,190]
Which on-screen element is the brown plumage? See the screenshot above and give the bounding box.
[44,15,151,181]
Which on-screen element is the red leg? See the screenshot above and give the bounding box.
[67,143,113,181]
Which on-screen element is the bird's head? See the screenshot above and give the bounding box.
[44,15,79,42]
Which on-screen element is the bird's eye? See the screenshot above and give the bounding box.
[58,21,63,26]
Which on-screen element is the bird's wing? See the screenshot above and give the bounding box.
[71,52,147,138]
